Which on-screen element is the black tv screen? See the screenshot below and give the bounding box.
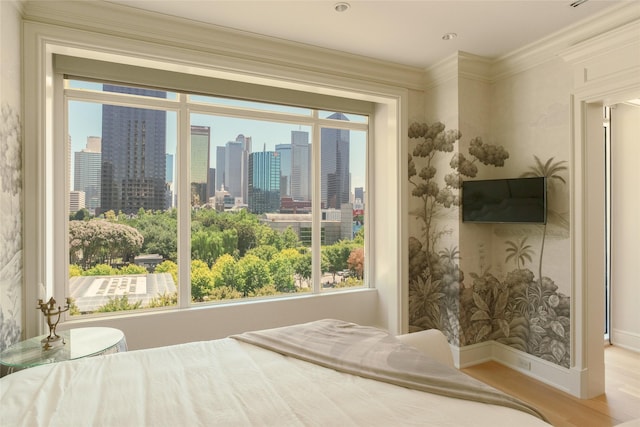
[462,177,547,223]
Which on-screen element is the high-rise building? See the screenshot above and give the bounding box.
[100,85,167,214]
[291,130,311,201]
[86,136,101,152]
[74,137,102,213]
[236,134,252,204]
[190,125,211,206]
[224,140,243,200]
[275,143,291,197]
[215,146,226,191]
[248,151,281,214]
[69,191,86,214]
[207,167,216,201]
[165,153,175,209]
[354,187,364,203]
[321,113,350,209]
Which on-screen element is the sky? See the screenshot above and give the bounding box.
[68,88,367,193]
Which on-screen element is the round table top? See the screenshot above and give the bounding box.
[0,327,125,369]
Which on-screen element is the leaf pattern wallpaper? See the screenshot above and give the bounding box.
[407,121,571,368]
[1,1,24,353]
[0,103,22,352]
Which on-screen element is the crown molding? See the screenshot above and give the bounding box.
[492,1,640,82]
[559,19,640,65]
[423,52,492,90]
[22,0,425,91]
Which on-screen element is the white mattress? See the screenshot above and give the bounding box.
[0,337,550,426]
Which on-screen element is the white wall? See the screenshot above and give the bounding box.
[610,102,640,352]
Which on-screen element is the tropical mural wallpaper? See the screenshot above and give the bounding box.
[407,120,571,368]
[1,1,24,353]
[0,103,22,352]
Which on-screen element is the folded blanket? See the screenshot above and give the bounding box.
[232,319,548,423]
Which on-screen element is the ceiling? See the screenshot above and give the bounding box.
[105,0,624,69]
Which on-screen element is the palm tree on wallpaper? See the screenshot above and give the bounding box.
[504,236,534,270]
[520,156,568,282]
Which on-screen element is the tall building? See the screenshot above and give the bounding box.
[321,113,350,209]
[224,140,243,200]
[207,167,216,201]
[100,85,167,214]
[215,146,226,191]
[248,151,281,214]
[69,191,86,214]
[165,153,175,209]
[237,134,252,204]
[190,125,211,206]
[291,130,311,201]
[74,137,102,213]
[354,187,364,203]
[86,136,102,152]
[275,143,291,197]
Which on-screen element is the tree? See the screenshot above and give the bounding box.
[280,227,300,249]
[294,251,312,288]
[69,220,143,268]
[268,252,296,292]
[191,259,214,302]
[237,254,271,296]
[347,247,364,279]
[72,208,91,221]
[211,254,241,291]
[96,295,142,312]
[155,260,178,284]
[119,264,148,275]
[246,245,278,262]
[129,210,177,261]
[322,240,355,283]
[191,230,224,267]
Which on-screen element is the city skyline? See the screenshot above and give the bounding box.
[68,90,367,201]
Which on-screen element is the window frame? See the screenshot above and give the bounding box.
[63,75,370,316]
[23,20,406,342]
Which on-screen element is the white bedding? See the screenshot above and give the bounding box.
[0,326,550,427]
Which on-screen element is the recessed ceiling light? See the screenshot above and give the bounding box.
[442,33,457,41]
[334,2,350,13]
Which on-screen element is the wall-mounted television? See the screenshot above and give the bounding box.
[462,177,547,224]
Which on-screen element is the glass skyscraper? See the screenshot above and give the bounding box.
[248,151,281,214]
[100,85,167,214]
[74,136,102,213]
[321,113,350,209]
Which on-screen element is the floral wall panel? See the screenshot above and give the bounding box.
[410,57,573,368]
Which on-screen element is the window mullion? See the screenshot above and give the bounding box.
[311,112,322,293]
[177,94,191,308]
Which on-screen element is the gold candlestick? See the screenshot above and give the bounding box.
[37,297,71,350]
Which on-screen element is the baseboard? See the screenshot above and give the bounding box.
[453,340,583,396]
[611,328,640,353]
[450,340,492,369]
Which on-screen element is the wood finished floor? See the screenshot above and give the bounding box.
[461,345,640,427]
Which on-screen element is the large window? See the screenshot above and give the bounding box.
[65,79,369,316]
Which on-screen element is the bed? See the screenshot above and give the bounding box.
[0,319,550,426]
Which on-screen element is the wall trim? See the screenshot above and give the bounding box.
[610,329,640,353]
[22,0,425,91]
[454,341,581,396]
[492,2,640,82]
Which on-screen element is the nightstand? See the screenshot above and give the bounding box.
[0,327,127,374]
